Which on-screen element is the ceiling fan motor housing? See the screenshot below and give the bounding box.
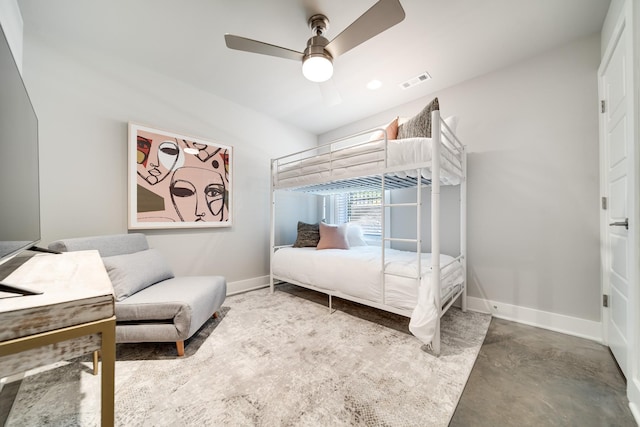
[304,36,331,59]
[302,18,333,83]
[305,14,332,62]
[308,14,329,37]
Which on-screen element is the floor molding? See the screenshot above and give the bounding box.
[0,374,23,426]
[629,377,640,425]
[227,275,269,296]
[630,402,639,426]
[227,279,605,343]
[466,296,602,343]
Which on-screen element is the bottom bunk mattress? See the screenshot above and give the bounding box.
[271,246,464,345]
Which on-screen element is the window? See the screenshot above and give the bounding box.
[335,190,382,236]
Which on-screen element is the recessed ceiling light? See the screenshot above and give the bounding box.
[367,79,382,90]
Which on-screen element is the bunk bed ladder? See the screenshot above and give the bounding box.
[380,172,423,307]
[384,111,442,356]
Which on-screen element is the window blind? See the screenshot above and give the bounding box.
[336,190,382,236]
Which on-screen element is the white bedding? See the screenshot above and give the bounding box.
[274,137,463,188]
[271,246,464,345]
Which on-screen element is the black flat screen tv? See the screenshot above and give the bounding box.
[0,23,41,267]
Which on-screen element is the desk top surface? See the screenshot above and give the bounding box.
[0,250,114,314]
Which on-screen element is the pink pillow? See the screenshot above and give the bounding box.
[316,222,350,250]
[385,116,399,139]
[369,116,399,141]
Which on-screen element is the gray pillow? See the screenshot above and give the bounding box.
[292,221,320,248]
[397,97,440,139]
[102,248,175,301]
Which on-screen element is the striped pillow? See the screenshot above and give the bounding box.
[292,221,320,248]
[397,97,439,139]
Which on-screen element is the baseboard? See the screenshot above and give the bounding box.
[227,275,269,296]
[629,377,640,425]
[466,296,602,343]
[0,372,24,386]
[630,402,640,426]
[225,282,604,342]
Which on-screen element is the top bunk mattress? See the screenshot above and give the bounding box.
[273,136,463,190]
[272,104,464,193]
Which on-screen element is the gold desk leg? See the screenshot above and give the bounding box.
[93,350,99,375]
[0,316,118,426]
[100,317,116,427]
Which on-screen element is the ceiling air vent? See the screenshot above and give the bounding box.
[399,71,432,90]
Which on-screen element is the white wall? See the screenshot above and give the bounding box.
[601,0,625,55]
[20,33,316,288]
[272,191,323,247]
[322,34,602,324]
[0,0,22,71]
[633,0,640,419]
[387,186,461,257]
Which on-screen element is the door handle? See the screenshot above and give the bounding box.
[609,218,629,229]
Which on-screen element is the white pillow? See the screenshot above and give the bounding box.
[346,223,368,246]
[443,115,459,135]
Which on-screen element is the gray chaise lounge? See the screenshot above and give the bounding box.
[49,233,227,360]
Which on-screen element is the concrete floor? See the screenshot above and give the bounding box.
[450,318,638,427]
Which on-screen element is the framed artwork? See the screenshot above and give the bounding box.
[128,123,232,229]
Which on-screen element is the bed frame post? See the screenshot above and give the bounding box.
[417,164,422,288]
[381,138,387,306]
[270,158,276,294]
[431,109,442,356]
[461,145,468,312]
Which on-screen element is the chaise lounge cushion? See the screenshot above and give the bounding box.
[115,275,227,342]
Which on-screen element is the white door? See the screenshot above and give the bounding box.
[599,13,635,379]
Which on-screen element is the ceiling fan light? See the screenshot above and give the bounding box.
[302,55,333,82]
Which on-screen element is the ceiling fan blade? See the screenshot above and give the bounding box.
[319,79,342,106]
[325,0,405,59]
[224,34,304,61]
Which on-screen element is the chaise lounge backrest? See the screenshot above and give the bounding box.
[49,233,148,257]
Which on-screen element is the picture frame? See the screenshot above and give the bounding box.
[128,123,232,229]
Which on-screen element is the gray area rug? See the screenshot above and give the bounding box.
[4,284,490,426]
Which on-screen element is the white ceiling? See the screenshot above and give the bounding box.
[18,0,610,135]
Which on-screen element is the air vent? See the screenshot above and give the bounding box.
[399,71,432,90]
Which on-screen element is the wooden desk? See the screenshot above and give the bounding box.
[0,250,115,426]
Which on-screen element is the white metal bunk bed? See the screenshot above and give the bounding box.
[269,109,466,355]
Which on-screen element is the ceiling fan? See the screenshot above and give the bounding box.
[224,0,406,83]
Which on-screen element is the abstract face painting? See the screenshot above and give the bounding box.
[137,136,185,185]
[128,123,232,229]
[170,167,226,222]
